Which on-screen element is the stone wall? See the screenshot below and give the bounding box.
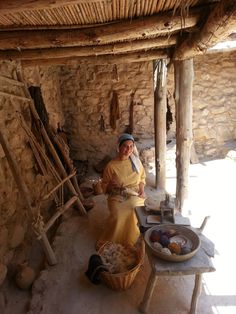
[192,51,236,159]
[23,65,64,131]
[22,50,236,166]
[167,50,236,160]
[59,62,154,163]
[0,62,55,287]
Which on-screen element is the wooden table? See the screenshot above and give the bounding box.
[135,207,215,314]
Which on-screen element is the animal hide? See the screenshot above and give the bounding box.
[110,91,120,130]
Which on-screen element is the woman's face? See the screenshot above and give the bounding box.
[119,140,134,159]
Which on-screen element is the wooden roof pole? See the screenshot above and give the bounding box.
[0,11,199,50]
[174,59,194,212]
[0,36,177,61]
[21,49,168,66]
[174,0,236,60]
[153,59,167,191]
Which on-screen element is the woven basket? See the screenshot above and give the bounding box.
[98,240,145,291]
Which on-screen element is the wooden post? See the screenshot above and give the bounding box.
[174,59,194,211]
[153,59,167,190]
[190,274,202,314]
[0,129,57,265]
[139,270,158,313]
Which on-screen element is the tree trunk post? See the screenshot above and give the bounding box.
[174,59,194,211]
[153,59,167,190]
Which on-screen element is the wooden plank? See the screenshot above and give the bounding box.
[0,36,177,61]
[0,11,199,49]
[174,0,236,60]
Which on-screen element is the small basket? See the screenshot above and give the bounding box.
[98,240,145,291]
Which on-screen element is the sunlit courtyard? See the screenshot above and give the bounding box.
[162,146,236,314]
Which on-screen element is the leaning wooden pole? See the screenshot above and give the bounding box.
[0,129,57,265]
[174,59,194,211]
[153,59,167,190]
[29,103,86,215]
[51,132,84,201]
[16,67,86,216]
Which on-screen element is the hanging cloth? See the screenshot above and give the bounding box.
[110,91,120,130]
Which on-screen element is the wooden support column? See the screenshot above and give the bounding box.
[174,59,194,211]
[153,59,167,190]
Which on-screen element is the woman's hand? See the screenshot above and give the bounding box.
[106,179,121,194]
[138,182,146,198]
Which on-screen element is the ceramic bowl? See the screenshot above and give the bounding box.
[144,224,200,262]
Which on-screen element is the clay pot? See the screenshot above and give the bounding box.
[15,266,36,290]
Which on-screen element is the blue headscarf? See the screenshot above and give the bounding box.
[118,133,134,147]
[118,133,141,173]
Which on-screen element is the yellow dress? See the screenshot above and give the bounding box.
[99,157,146,246]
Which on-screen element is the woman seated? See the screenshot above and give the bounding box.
[97,133,146,248]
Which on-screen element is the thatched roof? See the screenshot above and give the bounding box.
[0,0,235,65]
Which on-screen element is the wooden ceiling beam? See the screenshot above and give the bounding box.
[0,11,199,50]
[0,36,176,61]
[0,0,105,14]
[174,0,236,60]
[21,49,169,67]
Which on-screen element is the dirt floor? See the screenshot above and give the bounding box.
[2,142,236,314]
